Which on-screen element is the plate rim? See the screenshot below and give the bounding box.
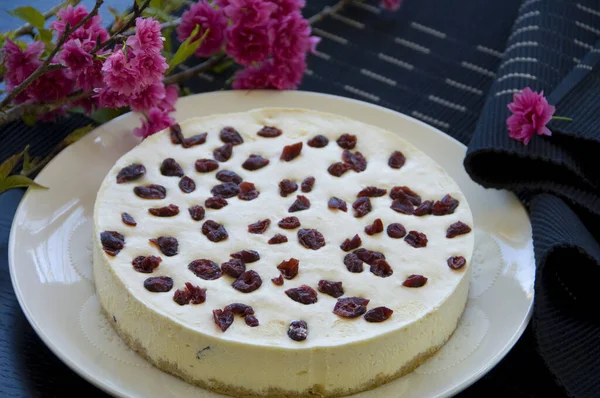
[8,89,534,398]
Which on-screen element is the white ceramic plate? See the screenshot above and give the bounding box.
[8,90,535,398]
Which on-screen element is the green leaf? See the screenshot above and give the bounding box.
[143,7,173,22]
[22,114,37,126]
[108,6,121,18]
[163,27,174,54]
[62,124,95,145]
[150,0,162,8]
[0,174,48,195]
[0,152,23,180]
[8,6,45,29]
[21,146,41,176]
[89,107,125,124]
[36,28,53,45]
[167,25,209,74]
[212,59,235,74]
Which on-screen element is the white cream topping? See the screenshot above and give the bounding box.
[94,108,474,349]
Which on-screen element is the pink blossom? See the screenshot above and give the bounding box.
[214,0,230,7]
[130,82,166,112]
[380,0,403,11]
[232,58,305,90]
[507,87,555,145]
[95,86,129,109]
[2,39,43,90]
[224,0,277,27]
[130,50,168,88]
[28,65,74,102]
[159,85,179,112]
[133,107,175,138]
[232,62,272,90]
[269,0,306,18]
[126,18,164,53]
[268,58,305,89]
[101,50,140,96]
[177,1,228,57]
[52,5,109,43]
[226,23,273,66]
[271,11,314,62]
[59,39,104,91]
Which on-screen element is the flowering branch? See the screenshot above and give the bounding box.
[0,90,91,126]
[12,0,79,38]
[163,53,226,85]
[92,0,151,54]
[308,0,350,25]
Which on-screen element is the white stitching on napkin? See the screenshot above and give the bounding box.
[476,45,503,58]
[575,21,600,35]
[576,3,600,18]
[343,85,380,102]
[508,25,539,40]
[445,79,483,95]
[461,61,496,77]
[361,69,397,86]
[574,39,595,50]
[313,28,348,45]
[497,72,537,82]
[378,53,414,70]
[499,57,538,69]
[575,64,594,70]
[504,41,538,54]
[411,111,450,129]
[312,50,331,60]
[350,0,381,14]
[428,95,467,112]
[395,37,431,54]
[520,0,542,11]
[410,22,447,39]
[495,89,520,97]
[331,13,365,29]
[515,10,540,24]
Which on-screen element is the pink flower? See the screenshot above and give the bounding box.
[269,0,306,18]
[380,0,403,11]
[60,39,93,73]
[224,0,277,27]
[133,107,175,138]
[271,11,314,62]
[226,23,273,66]
[177,1,228,57]
[2,39,43,90]
[101,50,140,96]
[232,58,305,90]
[95,86,129,109]
[28,65,74,102]
[52,5,109,43]
[159,85,179,112]
[268,58,305,89]
[130,82,166,112]
[130,50,168,88]
[232,62,272,90]
[126,18,164,53]
[507,87,555,145]
[214,0,230,7]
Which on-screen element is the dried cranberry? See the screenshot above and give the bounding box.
[210,182,239,198]
[391,197,415,215]
[317,280,344,298]
[245,315,259,327]
[189,259,222,280]
[100,231,124,256]
[278,216,300,229]
[205,197,228,209]
[277,258,299,279]
[281,142,303,161]
[301,176,315,192]
[144,276,173,292]
[122,212,136,226]
[342,150,367,172]
[403,274,428,287]
[285,285,318,304]
[333,297,369,318]
[279,179,298,197]
[182,133,208,148]
[232,270,262,293]
[288,320,308,341]
[134,184,166,199]
[149,236,179,256]
[188,205,205,221]
[213,309,234,332]
[352,197,372,218]
[340,234,362,251]
[201,220,228,242]
[231,250,260,263]
[220,127,243,145]
[195,159,219,173]
[271,274,284,285]
[170,123,184,144]
[447,256,467,270]
[432,194,459,215]
[257,126,282,137]
[297,228,326,250]
[370,259,393,277]
[242,154,269,170]
[269,234,288,244]
[160,158,183,177]
[132,255,162,273]
[238,181,259,200]
[354,248,386,265]
[214,143,233,162]
[414,200,433,216]
[446,221,472,238]
[221,258,246,278]
[404,231,428,248]
[307,135,329,148]
[174,283,207,305]
[289,195,311,212]
[225,303,255,316]
[148,204,179,217]
[216,170,243,184]
[365,218,384,235]
[388,151,406,169]
[248,219,270,234]
[364,307,393,322]
[328,197,347,212]
[344,253,363,273]
[179,176,196,193]
[173,289,191,305]
[387,223,406,239]
[390,186,421,205]
[328,162,352,177]
[337,133,357,149]
[116,164,146,183]
[357,186,387,197]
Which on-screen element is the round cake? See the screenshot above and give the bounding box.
[92,107,474,397]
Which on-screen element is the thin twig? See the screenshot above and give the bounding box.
[92,0,151,53]
[163,54,227,85]
[12,0,80,38]
[0,90,91,126]
[308,0,350,25]
[0,0,104,109]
